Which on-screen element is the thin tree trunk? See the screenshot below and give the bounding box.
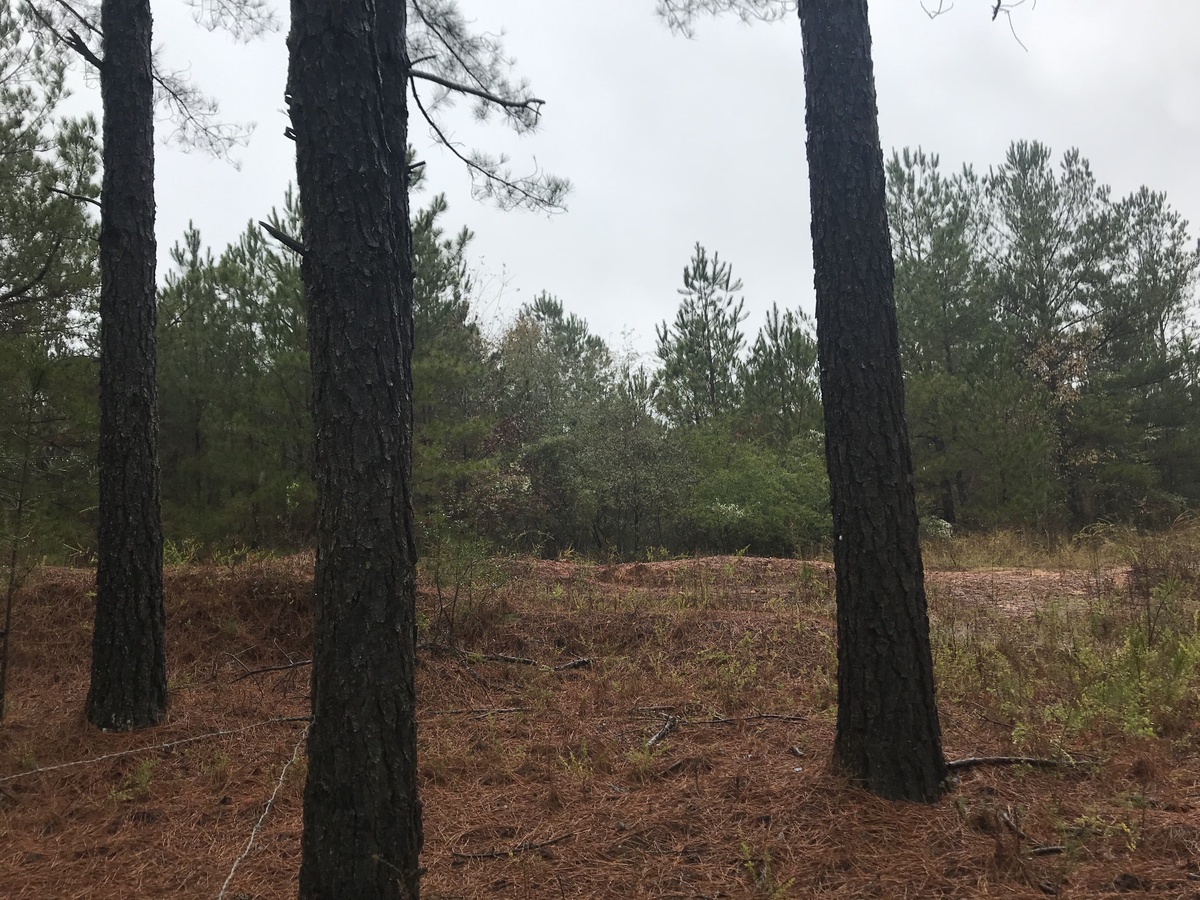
[87,0,167,731]
[798,0,947,802]
[289,0,422,895]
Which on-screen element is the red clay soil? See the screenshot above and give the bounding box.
[1,556,1197,899]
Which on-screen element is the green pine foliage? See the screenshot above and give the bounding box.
[157,197,312,550]
[889,142,1200,531]
[0,3,101,564]
[654,243,748,426]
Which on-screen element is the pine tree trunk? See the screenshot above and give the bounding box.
[87,0,167,731]
[289,0,422,896]
[798,0,947,802]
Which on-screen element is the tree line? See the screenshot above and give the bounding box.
[7,151,1198,572]
[4,136,1200,572]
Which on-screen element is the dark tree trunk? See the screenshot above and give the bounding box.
[798,0,947,802]
[289,0,422,896]
[86,0,167,731]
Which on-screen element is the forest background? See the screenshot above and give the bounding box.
[2,4,1200,571]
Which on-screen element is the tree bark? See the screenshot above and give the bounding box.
[87,0,167,731]
[798,0,947,802]
[289,0,422,896]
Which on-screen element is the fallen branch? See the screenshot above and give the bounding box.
[432,706,529,719]
[694,712,807,726]
[647,717,677,749]
[553,657,590,671]
[434,646,592,673]
[947,756,1095,773]
[233,658,312,682]
[451,832,573,863]
[1031,845,1067,856]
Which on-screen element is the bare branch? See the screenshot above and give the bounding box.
[258,220,305,256]
[450,832,574,863]
[63,27,100,68]
[990,0,1032,51]
[47,185,101,209]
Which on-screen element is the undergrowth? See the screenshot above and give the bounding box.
[930,520,1200,753]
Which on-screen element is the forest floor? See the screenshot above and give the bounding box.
[1,553,1199,898]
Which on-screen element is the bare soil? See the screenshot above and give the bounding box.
[1,556,1197,899]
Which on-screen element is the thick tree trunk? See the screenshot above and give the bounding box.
[87,0,167,731]
[798,0,947,802]
[289,1,422,896]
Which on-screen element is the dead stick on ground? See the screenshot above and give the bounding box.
[433,646,591,673]
[686,713,807,727]
[553,657,591,671]
[946,756,1096,773]
[434,706,529,717]
[647,717,677,748]
[233,658,313,682]
[451,832,573,862]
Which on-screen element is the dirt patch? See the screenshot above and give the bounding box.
[928,566,1122,618]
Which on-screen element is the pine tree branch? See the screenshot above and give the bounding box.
[25,4,103,70]
[410,83,564,213]
[52,0,102,38]
[48,186,101,209]
[0,237,66,306]
[409,68,544,119]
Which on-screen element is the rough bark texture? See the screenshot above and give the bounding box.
[798,0,947,802]
[86,0,167,731]
[289,0,422,896]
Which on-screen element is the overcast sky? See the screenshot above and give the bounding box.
[112,0,1200,360]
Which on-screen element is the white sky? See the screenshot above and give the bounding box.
[99,0,1200,360]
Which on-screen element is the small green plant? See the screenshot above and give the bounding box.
[110,757,157,802]
[739,839,794,898]
[163,538,201,566]
[203,749,230,780]
[167,669,194,692]
[559,741,593,780]
[625,742,666,780]
[419,519,508,644]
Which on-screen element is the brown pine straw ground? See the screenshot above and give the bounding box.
[1,555,1198,898]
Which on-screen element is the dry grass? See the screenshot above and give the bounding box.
[1,553,1198,898]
